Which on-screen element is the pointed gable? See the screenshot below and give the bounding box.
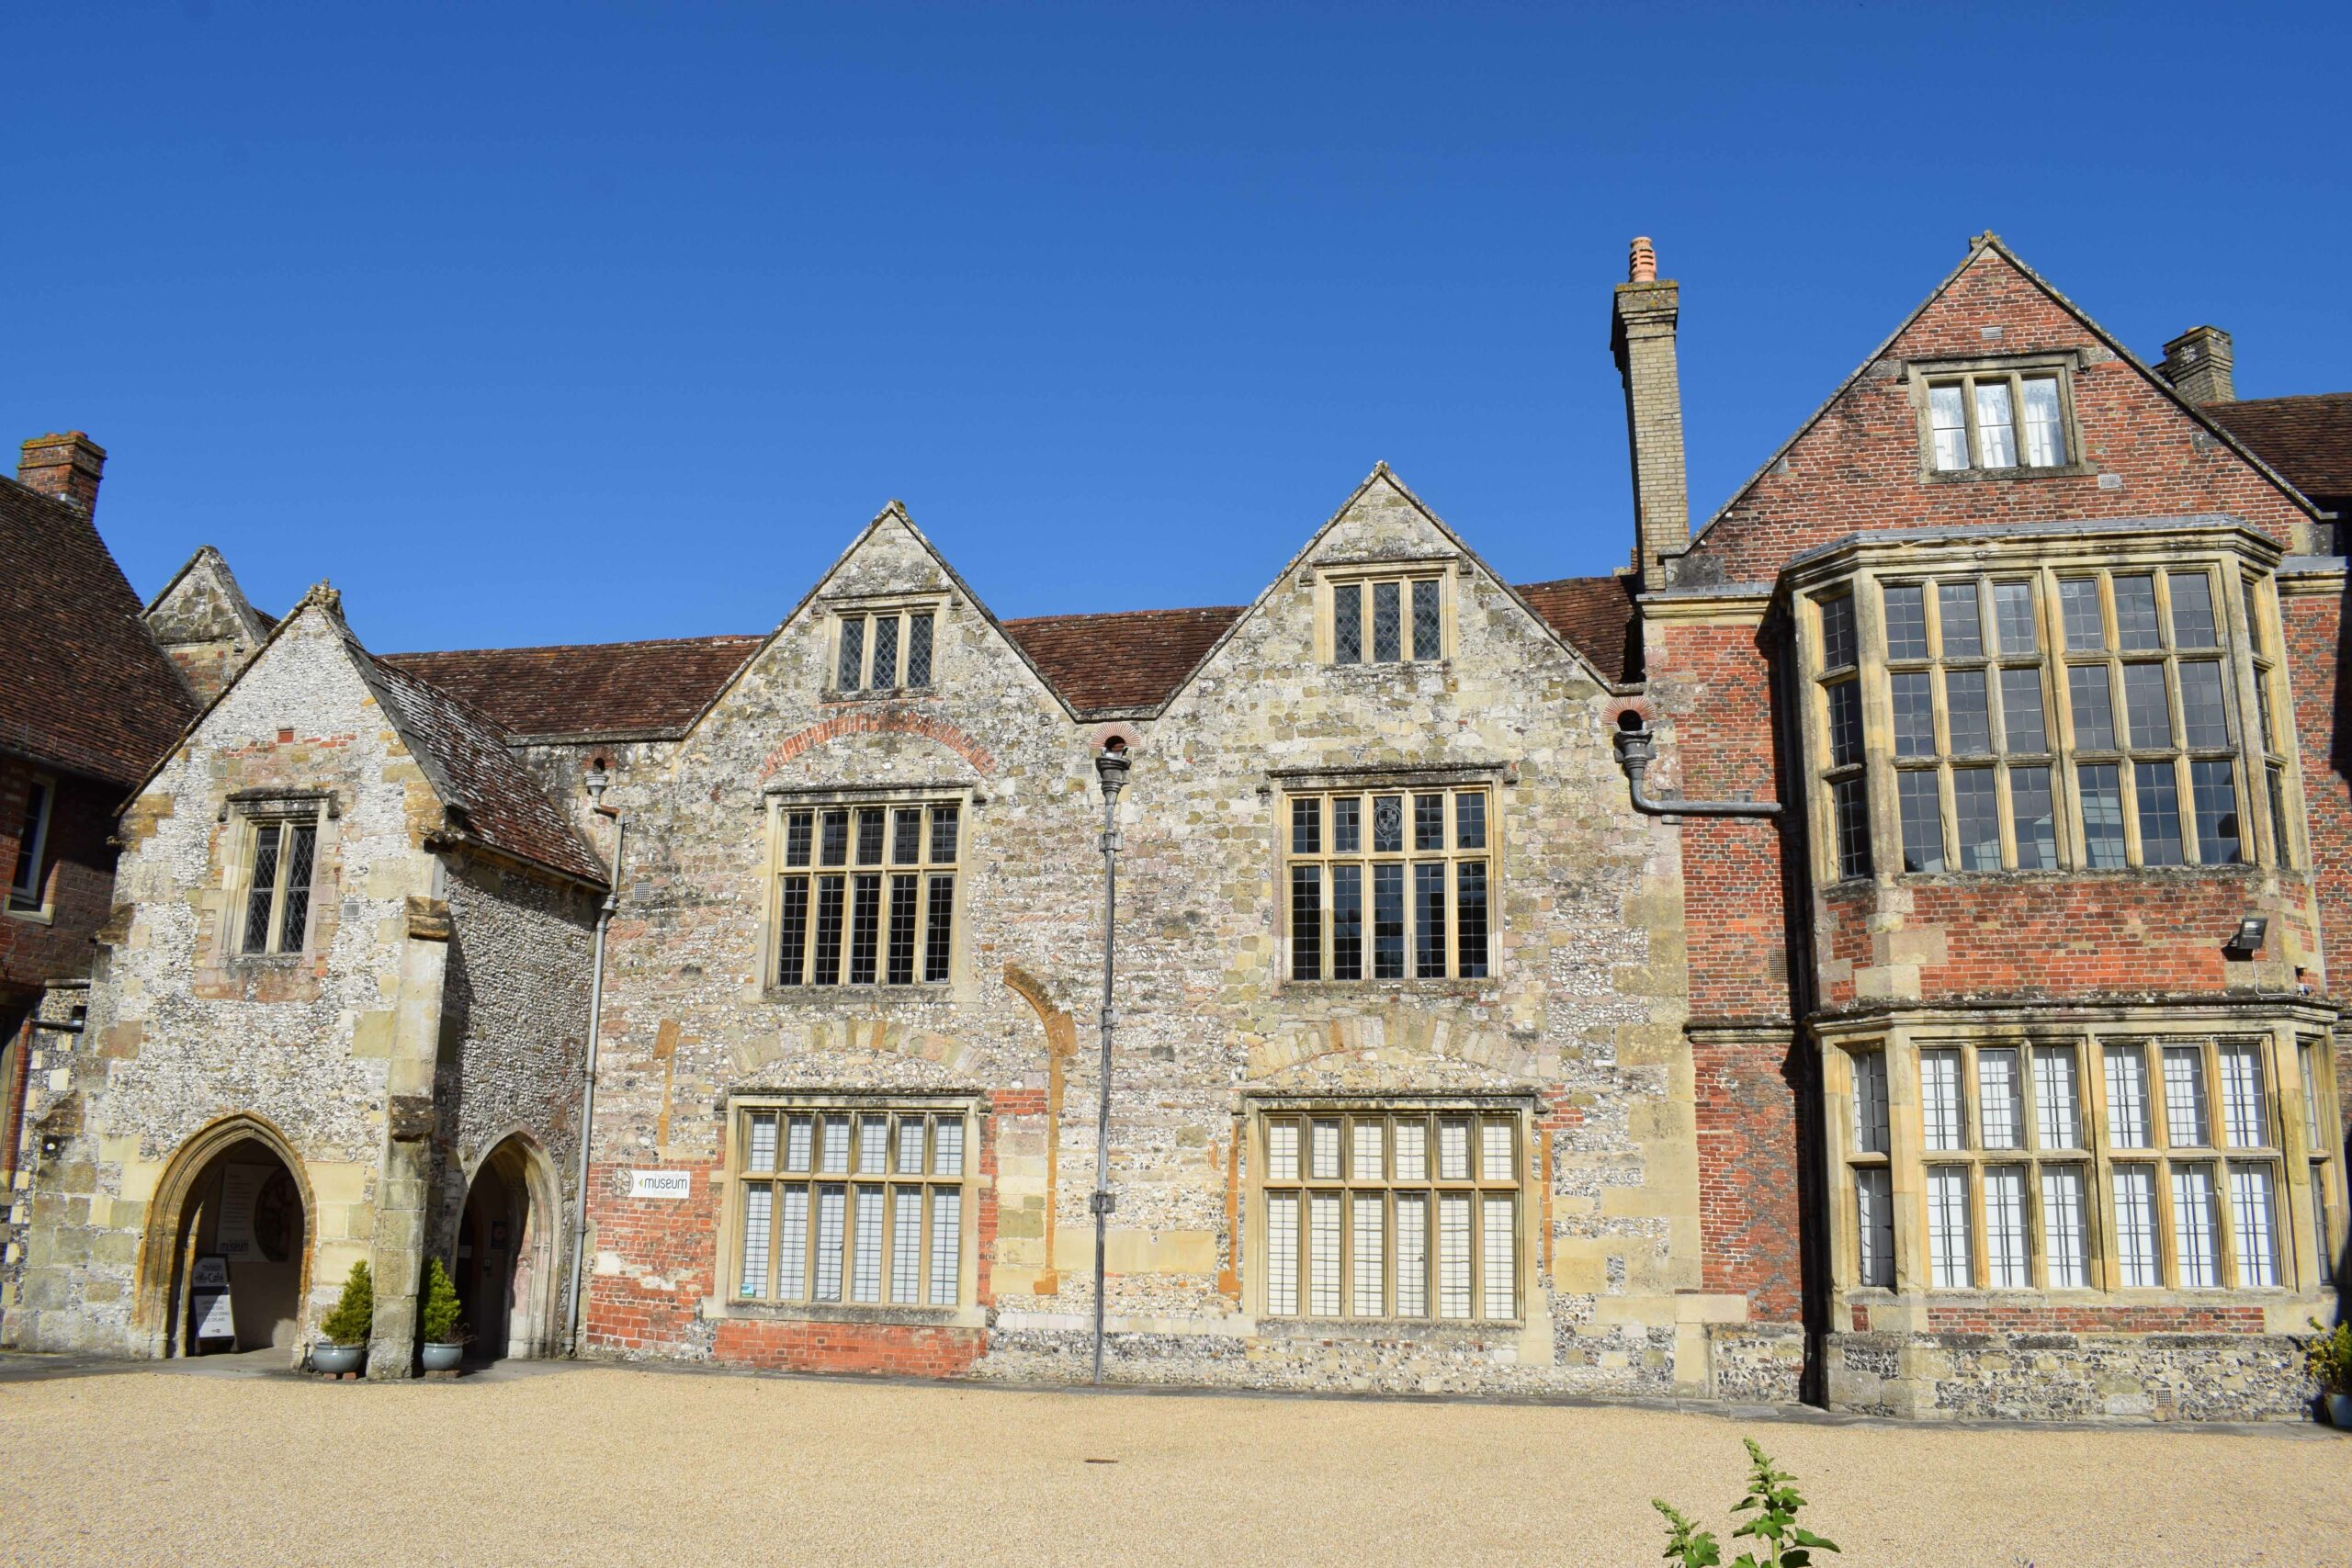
[1674,236,2318,586]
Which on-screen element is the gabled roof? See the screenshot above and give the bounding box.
[0,476,197,784]
[1001,606,1246,714]
[2204,393,2352,499]
[379,635,766,742]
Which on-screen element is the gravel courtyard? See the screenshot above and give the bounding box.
[0,1359,2343,1566]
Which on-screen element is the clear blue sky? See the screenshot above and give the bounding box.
[6,2,2346,652]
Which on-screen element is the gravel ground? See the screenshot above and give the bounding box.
[0,1362,2344,1566]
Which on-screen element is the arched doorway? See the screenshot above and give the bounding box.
[139,1115,311,1359]
[455,1133,560,1361]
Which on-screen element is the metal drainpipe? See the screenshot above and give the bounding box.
[564,807,623,1357]
[1611,716,1784,818]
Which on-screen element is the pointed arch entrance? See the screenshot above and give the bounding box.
[455,1132,562,1360]
[136,1113,313,1359]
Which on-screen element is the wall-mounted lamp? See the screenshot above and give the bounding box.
[2226,915,2268,957]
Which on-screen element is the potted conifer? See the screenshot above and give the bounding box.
[2308,1318,2352,1427]
[419,1257,468,1372]
[312,1259,372,1375]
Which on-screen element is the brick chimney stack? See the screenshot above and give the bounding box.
[2160,326,2235,406]
[16,431,107,513]
[1611,237,1689,592]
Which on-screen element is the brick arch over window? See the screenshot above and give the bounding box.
[133,1111,316,1358]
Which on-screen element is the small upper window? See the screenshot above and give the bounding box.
[1920,367,2071,474]
[7,773,55,914]
[834,607,937,694]
[240,818,318,954]
[1331,573,1444,665]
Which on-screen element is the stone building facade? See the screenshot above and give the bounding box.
[4,233,2346,1417]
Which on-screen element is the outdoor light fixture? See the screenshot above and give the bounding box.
[2227,916,2269,956]
[1090,736,1131,1384]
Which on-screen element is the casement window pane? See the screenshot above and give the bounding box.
[821,1115,851,1173]
[1481,1194,1517,1317]
[2120,664,2171,748]
[923,875,955,982]
[2106,1047,2154,1148]
[1437,1195,1474,1317]
[1929,385,1970,471]
[1291,797,1321,854]
[1920,1049,1965,1151]
[2033,1047,2081,1148]
[1891,672,1936,758]
[739,1185,773,1297]
[847,874,882,983]
[887,874,920,984]
[1371,864,1406,979]
[1826,678,1863,767]
[1394,1194,1429,1316]
[1289,866,1323,981]
[1896,771,1945,873]
[784,810,814,867]
[244,827,281,951]
[2059,580,2105,651]
[1820,592,1858,669]
[898,1119,926,1176]
[1454,791,1487,850]
[2112,1167,2160,1286]
[1413,794,1444,852]
[855,808,887,866]
[1926,1167,1973,1287]
[785,1114,815,1172]
[2041,1167,2088,1288]
[2078,764,2126,868]
[1939,581,1984,658]
[1331,796,1362,853]
[820,809,851,866]
[1481,1121,1514,1183]
[928,1190,961,1305]
[1372,581,1402,663]
[1946,670,1992,754]
[1984,1166,2030,1287]
[813,1186,846,1301]
[1455,862,1489,977]
[2112,576,2162,651]
[1393,1121,1427,1182]
[1333,582,1363,665]
[906,611,934,686]
[1978,1048,2023,1148]
[1266,1122,1299,1182]
[2020,376,2066,467]
[748,1114,779,1175]
[1266,1192,1298,1314]
[277,824,316,951]
[859,1114,888,1174]
[2067,666,2116,750]
[2008,767,2057,869]
[1372,794,1404,852]
[1352,1194,1385,1315]
[2230,1163,2278,1288]
[929,805,960,863]
[2163,1045,2211,1147]
[1352,1121,1385,1182]
[1412,863,1447,978]
[1411,579,1442,660]
[2185,760,2242,865]
[2000,668,2048,753]
[1883,584,1928,660]
[931,1119,964,1178]
[1832,778,1872,878]
[1438,1118,1471,1180]
[2176,661,2228,750]
[1855,1168,1894,1287]
[777,1187,809,1299]
[837,617,865,690]
[871,614,899,688]
[2135,766,2185,866]
[1310,1119,1340,1180]
[2219,1043,2267,1148]
[1993,581,2038,654]
[1852,1050,1891,1154]
[1953,768,2001,870]
[1330,865,1363,980]
[2172,1165,2221,1287]
[1973,380,2018,468]
[890,1187,923,1303]
[892,808,922,863]
[850,1188,885,1302]
[1308,1193,1341,1315]
[2168,572,2218,648]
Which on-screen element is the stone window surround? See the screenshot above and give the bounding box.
[756,780,977,1001]
[1787,525,2301,886]
[1241,1090,1537,1331]
[715,1089,986,1331]
[1902,351,2094,483]
[1310,554,1464,666]
[822,592,950,700]
[214,788,340,964]
[6,768,57,921]
[1264,763,1510,996]
[1819,1005,2342,1324]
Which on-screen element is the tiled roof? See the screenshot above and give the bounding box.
[378,635,765,740]
[1514,574,1644,685]
[363,654,609,885]
[1001,605,1246,714]
[0,477,197,784]
[2204,393,2352,497]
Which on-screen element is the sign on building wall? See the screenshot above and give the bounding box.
[628,1169,693,1200]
